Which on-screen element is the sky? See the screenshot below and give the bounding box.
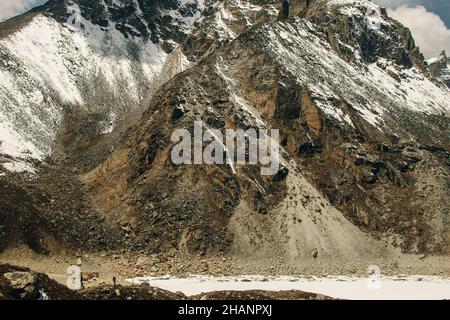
[0,0,47,22]
[0,0,449,58]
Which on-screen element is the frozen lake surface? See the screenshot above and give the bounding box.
[127,275,450,300]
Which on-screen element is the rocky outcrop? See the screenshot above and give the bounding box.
[0,264,82,300]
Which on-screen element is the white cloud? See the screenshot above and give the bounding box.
[0,0,44,22]
[387,5,450,58]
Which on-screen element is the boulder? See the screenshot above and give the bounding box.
[3,271,39,300]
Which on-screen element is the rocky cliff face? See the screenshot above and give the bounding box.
[0,0,449,264]
[428,51,450,88]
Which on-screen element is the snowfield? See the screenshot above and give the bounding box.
[128,274,450,300]
[0,5,189,172]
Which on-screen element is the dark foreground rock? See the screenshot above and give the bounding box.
[0,264,82,300]
[82,284,186,300]
[193,290,332,300]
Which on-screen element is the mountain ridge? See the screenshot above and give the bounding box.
[0,0,449,269]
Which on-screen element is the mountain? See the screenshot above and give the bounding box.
[0,0,449,271]
[428,50,450,88]
[0,0,278,172]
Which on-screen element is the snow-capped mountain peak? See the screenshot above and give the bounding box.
[0,0,449,261]
[428,50,450,88]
